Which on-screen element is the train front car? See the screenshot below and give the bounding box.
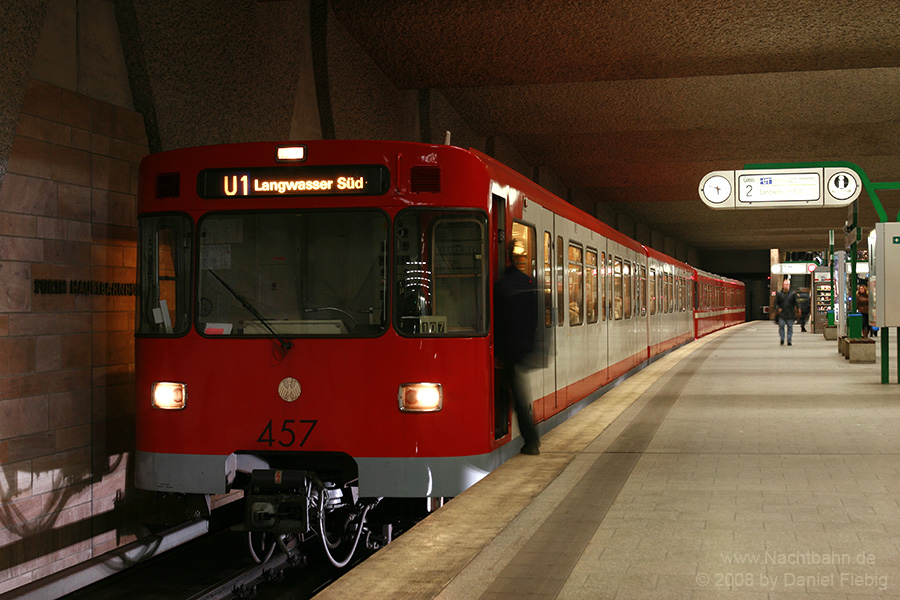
[134,141,501,564]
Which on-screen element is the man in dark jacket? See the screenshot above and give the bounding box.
[494,240,540,455]
[796,287,811,332]
[774,278,800,345]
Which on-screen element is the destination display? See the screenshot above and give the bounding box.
[197,165,390,198]
[699,167,862,210]
[738,172,820,204]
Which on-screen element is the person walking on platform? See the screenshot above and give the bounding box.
[857,283,870,338]
[796,287,811,332]
[494,239,541,455]
[774,278,799,345]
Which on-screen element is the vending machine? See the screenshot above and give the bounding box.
[812,267,832,334]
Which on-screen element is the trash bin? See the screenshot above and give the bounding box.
[847,313,862,338]
[827,310,835,327]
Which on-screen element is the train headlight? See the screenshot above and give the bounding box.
[398,383,442,412]
[151,382,187,410]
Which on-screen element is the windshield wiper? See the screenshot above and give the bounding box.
[207,270,293,354]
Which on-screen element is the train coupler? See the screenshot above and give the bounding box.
[246,469,319,534]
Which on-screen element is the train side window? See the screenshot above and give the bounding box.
[568,243,584,326]
[543,232,552,327]
[586,249,598,324]
[649,268,657,316]
[672,273,681,312]
[671,274,676,313]
[607,253,614,320]
[511,221,539,326]
[137,215,192,335]
[631,261,639,319]
[556,236,565,326]
[689,278,694,310]
[600,251,607,321]
[510,222,537,279]
[623,260,632,319]
[661,273,667,313]
[640,265,647,316]
[613,257,623,320]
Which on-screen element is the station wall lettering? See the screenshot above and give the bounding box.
[33,279,138,297]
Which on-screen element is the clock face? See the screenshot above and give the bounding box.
[702,175,731,204]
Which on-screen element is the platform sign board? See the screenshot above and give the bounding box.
[771,262,817,275]
[699,167,861,209]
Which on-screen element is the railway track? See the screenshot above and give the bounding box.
[55,499,426,600]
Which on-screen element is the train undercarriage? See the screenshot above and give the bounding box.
[243,469,390,567]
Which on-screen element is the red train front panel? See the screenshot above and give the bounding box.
[135,141,511,499]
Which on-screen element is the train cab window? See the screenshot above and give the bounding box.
[623,260,632,319]
[613,257,623,320]
[137,215,192,335]
[586,249,598,324]
[543,232,552,328]
[568,243,584,326]
[395,209,488,336]
[196,210,388,337]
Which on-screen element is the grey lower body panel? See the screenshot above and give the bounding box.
[356,443,521,497]
[135,443,523,498]
[136,450,236,494]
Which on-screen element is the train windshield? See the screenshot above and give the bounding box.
[196,210,388,337]
[394,209,489,336]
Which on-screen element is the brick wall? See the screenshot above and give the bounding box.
[0,79,146,593]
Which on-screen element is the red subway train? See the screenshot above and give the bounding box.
[134,140,744,563]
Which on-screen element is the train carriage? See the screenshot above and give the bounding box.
[134,139,744,563]
[694,268,745,338]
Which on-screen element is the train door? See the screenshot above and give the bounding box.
[648,258,660,355]
[606,241,629,378]
[520,201,556,421]
[639,257,649,362]
[553,214,580,409]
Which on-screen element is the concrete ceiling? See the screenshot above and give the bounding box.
[330,0,900,253]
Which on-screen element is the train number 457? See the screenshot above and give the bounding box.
[257,419,317,448]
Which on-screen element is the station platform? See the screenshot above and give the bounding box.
[315,322,900,599]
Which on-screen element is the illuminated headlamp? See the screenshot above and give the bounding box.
[398,383,442,412]
[151,382,187,410]
[276,146,307,162]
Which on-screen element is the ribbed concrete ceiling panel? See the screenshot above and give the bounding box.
[331,0,900,251]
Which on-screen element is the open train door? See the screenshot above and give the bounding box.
[518,201,557,422]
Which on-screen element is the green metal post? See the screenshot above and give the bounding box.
[829,231,834,307]
[850,200,858,313]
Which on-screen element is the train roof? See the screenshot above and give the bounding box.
[467,147,644,255]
